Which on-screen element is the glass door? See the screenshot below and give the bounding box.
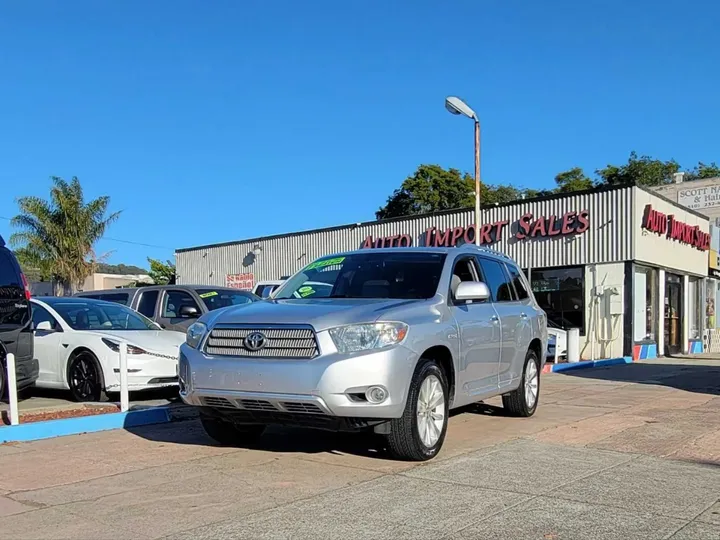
[664,274,683,354]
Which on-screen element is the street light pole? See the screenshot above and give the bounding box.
[474,117,481,246]
[445,96,481,246]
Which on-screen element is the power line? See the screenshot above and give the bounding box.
[0,216,174,251]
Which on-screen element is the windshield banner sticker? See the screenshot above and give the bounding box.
[199,291,219,298]
[305,256,345,271]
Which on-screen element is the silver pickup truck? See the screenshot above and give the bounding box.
[179,246,547,461]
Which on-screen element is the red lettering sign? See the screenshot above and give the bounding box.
[641,205,709,251]
[361,210,589,249]
[226,273,255,290]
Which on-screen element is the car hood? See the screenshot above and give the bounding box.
[84,330,186,355]
[209,298,424,332]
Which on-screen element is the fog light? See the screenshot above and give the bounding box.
[366,386,388,404]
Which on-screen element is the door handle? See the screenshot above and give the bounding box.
[520,313,528,319]
[491,315,499,323]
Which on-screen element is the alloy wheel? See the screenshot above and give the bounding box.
[416,374,445,447]
[70,356,100,401]
[525,358,539,408]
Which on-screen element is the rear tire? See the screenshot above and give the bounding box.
[502,349,540,417]
[386,358,449,461]
[200,413,266,447]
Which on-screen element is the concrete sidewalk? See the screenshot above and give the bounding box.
[1,358,718,539]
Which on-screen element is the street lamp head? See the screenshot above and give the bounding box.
[445,96,476,120]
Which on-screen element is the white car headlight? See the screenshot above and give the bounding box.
[328,322,408,354]
[186,322,208,349]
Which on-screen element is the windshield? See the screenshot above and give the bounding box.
[52,301,157,331]
[196,289,257,310]
[274,252,447,300]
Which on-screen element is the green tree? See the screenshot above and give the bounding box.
[596,151,680,187]
[686,161,720,181]
[10,176,120,295]
[554,167,594,193]
[147,257,176,285]
[376,165,475,219]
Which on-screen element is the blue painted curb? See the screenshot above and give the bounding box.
[551,356,633,373]
[0,406,171,444]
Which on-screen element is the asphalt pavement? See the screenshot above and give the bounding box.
[1,357,719,539]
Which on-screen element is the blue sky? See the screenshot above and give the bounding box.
[1,0,718,268]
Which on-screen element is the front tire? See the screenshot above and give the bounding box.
[386,358,449,461]
[67,351,105,402]
[200,413,266,447]
[502,349,540,417]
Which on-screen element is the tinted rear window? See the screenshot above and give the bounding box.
[0,250,29,326]
[0,250,21,286]
[78,292,130,305]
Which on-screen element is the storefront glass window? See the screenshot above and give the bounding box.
[633,265,657,341]
[706,280,718,330]
[688,277,701,339]
[530,266,584,334]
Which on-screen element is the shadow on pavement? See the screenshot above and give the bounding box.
[126,417,394,460]
[124,402,505,461]
[559,362,720,395]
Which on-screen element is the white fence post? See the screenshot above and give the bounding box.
[119,342,129,412]
[6,353,19,425]
[567,328,581,363]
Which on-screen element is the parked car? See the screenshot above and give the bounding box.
[0,235,36,398]
[179,246,547,461]
[31,297,185,401]
[252,281,283,298]
[546,319,568,362]
[75,285,259,332]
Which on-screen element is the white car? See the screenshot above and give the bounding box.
[31,297,185,401]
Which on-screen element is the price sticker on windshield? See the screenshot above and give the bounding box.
[199,291,218,298]
[305,256,345,271]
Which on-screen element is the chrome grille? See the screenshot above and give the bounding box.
[205,326,318,359]
[203,397,235,408]
[281,402,324,415]
[239,399,276,411]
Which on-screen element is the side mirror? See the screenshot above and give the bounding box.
[455,281,491,303]
[179,305,199,318]
[35,320,54,331]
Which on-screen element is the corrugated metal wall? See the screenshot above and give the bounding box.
[176,186,633,286]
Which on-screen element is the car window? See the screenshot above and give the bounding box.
[506,264,530,300]
[196,289,257,310]
[274,253,447,300]
[450,256,481,300]
[136,290,159,318]
[162,290,200,318]
[477,258,516,302]
[0,251,29,326]
[32,303,60,330]
[50,301,156,330]
[78,292,129,305]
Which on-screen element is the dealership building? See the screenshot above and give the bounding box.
[176,184,712,361]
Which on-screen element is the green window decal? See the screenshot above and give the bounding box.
[198,291,218,298]
[305,256,345,271]
[298,286,315,297]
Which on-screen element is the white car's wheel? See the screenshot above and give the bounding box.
[502,349,540,417]
[386,358,449,461]
[67,351,105,402]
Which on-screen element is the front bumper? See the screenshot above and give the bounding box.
[178,340,419,420]
[103,353,179,392]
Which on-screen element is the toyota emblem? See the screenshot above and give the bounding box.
[244,331,267,352]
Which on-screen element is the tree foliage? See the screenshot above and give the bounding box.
[147,257,176,285]
[10,176,120,295]
[96,262,148,275]
[376,153,720,220]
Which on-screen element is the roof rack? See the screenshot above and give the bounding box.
[461,244,514,262]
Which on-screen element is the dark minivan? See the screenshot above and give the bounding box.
[75,285,259,332]
[0,235,37,397]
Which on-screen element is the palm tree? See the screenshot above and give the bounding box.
[10,176,121,295]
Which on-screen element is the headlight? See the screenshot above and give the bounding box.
[101,338,146,355]
[328,322,408,354]
[186,322,208,349]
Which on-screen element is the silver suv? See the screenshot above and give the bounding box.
[179,246,547,461]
